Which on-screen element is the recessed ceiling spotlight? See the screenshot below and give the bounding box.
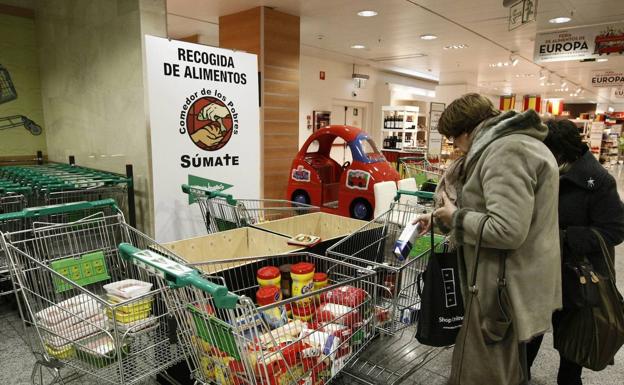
[357,10,378,17]
[509,53,519,66]
[597,58,608,62]
[350,44,366,49]
[443,44,468,50]
[420,34,438,40]
[549,16,571,24]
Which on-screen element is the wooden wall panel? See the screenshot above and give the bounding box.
[220,6,299,200]
[265,94,298,109]
[263,9,300,69]
[219,7,261,59]
[265,66,299,82]
[264,108,298,122]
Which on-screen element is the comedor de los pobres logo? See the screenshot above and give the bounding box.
[185,95,233,151]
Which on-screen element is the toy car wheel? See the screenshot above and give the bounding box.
[350,198,372,220]
[291,190,311,205]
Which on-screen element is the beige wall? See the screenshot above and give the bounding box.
[36,0,166,234]
[0,12,47,157]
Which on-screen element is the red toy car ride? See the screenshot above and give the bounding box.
[287,125,399,220]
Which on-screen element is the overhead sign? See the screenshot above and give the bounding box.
[145,35,260,242]
[591,70,624,88]
[534,23,624,62]
[428,102,445,156]
[508,0,537,31]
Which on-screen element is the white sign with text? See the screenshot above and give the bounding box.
[145,35,260,242]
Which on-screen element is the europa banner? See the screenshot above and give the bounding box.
[534,23,624,63]
[145,35,260,242]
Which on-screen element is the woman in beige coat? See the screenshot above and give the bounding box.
[417,94,561,384]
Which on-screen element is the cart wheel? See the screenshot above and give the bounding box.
[291,190,310,205]
[350,199,372,220]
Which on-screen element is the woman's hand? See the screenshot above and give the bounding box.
[413,214,432,236]
[433,191,457,229]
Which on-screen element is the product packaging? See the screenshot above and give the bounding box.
[393,222,421,261]
[320,286,367,308]
[316,303,361,327]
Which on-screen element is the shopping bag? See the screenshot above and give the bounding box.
[554,230,624,371]
[448,216,524,385]
[415,216,464,347]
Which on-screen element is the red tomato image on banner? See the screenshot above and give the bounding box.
[186,96,234,151]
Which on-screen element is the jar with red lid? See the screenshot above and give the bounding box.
[290,262,315,304]
[257,266,281,294]
[256,285,286,329]
[312,272,328,302]
[291,302,315,321]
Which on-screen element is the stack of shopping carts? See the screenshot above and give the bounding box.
[0,163,132,220]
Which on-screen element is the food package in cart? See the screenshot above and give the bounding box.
[393,221,421,261]
[36,294,100,327]
[103,279,152,299]
[309,323,352,359]
[320,286,367,308]
[316,303,361,327]
[299,325,340,362]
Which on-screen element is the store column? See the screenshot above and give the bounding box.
[219,7,300,199]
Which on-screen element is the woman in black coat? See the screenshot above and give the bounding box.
[527,119,624,384]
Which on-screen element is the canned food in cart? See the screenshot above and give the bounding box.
[119,246,378,385]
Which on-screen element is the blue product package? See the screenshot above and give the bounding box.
[393,222,421,261]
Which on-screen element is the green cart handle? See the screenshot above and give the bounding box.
[0,199,118,220]
[181,184,237,205]
[118,243,238,309]
[395,189,435,201]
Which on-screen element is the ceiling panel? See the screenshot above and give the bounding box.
[167,0,624,104]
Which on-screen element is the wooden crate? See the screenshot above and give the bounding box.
[252,212,365,241]
[163,227,300,274]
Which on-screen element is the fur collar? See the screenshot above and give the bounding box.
[465,109,548,169]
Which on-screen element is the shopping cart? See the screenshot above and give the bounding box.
[0,200,185,385]
[119,245,378,385]
[182,184,319,233]
[326,191,448,385]
[0,164,132,220]
[399,157,443,190]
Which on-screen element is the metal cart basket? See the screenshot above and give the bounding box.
[399,157,443,188]
[0,201,185,385]
[120,245,379,385]
[326,191,448,385]
[182,184,319,234]
[0,199,114,297]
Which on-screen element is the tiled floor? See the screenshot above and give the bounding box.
[2,166,624,385]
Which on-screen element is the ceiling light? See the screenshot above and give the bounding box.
[350,44,366,49]
[549,17,571,24]
[357,10,378,17]
[570,93,575,96]
[560,80,567,88]
[510,54,519,66]
[420,34,438,40]
[608,107,615,113]
[444,44,468,50]
[597,58,608,62]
